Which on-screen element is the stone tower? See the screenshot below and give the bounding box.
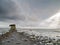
[9,24,17,32]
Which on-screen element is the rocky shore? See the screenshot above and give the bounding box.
[0,24,60,45]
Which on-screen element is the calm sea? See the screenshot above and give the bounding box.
[0,28,60,37]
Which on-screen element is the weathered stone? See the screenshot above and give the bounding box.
[9,24,17,32]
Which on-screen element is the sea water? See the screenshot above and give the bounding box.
[0,28,60,39]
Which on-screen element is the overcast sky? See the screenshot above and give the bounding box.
[0,0,60,28]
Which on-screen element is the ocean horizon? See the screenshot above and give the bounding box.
[0,28,60,38]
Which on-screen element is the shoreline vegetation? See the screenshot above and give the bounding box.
[0,24,60,45]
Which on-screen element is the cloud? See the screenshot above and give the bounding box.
[0,0,60,27]
[0,0,27,21]
[0,0,42,27]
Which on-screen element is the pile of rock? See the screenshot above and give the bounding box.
[0,24,60,45]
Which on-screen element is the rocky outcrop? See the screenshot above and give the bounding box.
[0,24,17,40]
[0,24,41,45]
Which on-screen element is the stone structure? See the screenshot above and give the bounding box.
[9,24,17,32]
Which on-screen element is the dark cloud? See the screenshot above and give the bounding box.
[0,0,25,21]
[0,0,60,27]
[1,0,60,21]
